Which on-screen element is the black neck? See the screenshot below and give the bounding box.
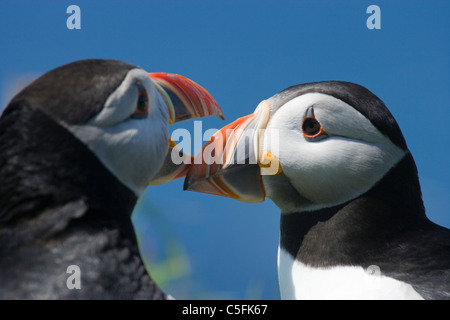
[0,103,167,299]
[0,102,138,243]
[280,152,429,267]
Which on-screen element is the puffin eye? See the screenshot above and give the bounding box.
[131,82,149,119]
[302,107,326,139]
[302,118,321,136]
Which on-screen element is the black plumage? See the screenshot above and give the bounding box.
[280,153,450,299]
[0,61,167,299]
[274,82,450,299]
[184,80,450,299]
[8,59,136,125]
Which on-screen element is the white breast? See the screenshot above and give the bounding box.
[277,247,423,300]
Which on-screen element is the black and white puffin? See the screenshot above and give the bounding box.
[0,59,223,299]
[185,81,450,300]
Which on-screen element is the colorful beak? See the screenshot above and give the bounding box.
[149,72,224,124]
[148,73,224,185]
[184,100,280,203]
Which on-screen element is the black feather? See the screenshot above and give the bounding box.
[4,59,136,125]
[280,153,450,299]
[276,81,450,299]
[0,100,166,299]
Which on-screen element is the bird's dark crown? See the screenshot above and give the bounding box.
[5,59,137,125]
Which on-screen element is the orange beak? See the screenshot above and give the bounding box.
[149,72,224,124]
[184,100,281,203]
[148,72,224,185]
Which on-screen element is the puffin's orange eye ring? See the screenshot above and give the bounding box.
[302,107,327,139]
[131,82,149,119]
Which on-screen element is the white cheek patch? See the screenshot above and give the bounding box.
[65,68,171,197]
[89,68,157,127]
[69,115,169,197]
[265,93,406,212]
[282,135,405,206]
[313,96,391,145]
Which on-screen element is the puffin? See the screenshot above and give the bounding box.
[0,59,223,299]
[185,81,450,300]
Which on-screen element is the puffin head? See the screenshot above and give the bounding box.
[185,81,409,213]
[6,59,223,197]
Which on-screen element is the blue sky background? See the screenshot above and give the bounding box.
[0,1,449,299]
